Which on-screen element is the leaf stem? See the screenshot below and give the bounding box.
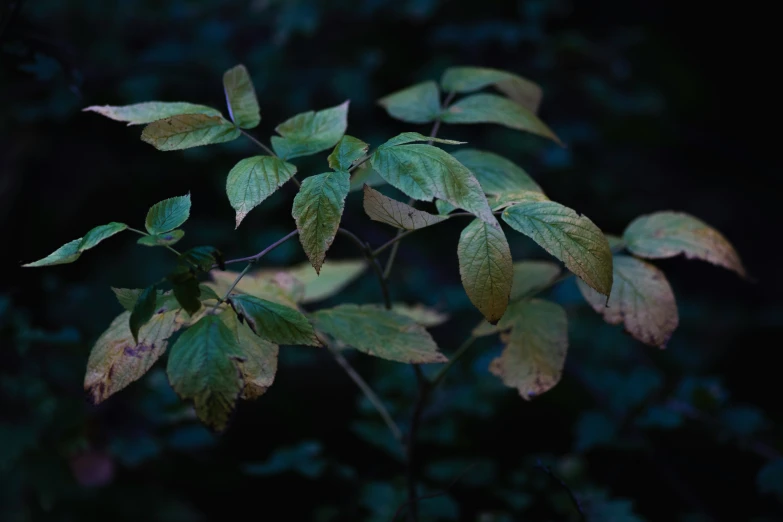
[429,335,477,389]
[348,154,372,173]
[213,262,253,310]
[127,227,182,256]
[240,129,276,157]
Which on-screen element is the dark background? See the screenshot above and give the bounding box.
[1,1,780,520]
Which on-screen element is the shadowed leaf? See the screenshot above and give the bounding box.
[84,102,222,125]
[363,185,447,230]
[223,64,260,129]
[440,66,543,113]
[129,285,157,344]
[137,229,185,247]
[378,81,441,123]
[452,149,542,195]
[230,294,319,346]
[220,312,278,400]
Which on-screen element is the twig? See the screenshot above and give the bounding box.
[535,460,586,521]
[240,129,277,157]
[337,228,392,310]
[430,335,477,389]
[393,462,476,521]
[127,227,181,256]
[219,230,299,267]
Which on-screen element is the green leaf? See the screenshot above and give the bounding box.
[166,314,244,431]
[435,200,457,215]
[178,246,223,272]
[83,102,223,125]
[328,135,369,171]
[271,101,349,160]
[23,238,83,267]
[378,81,441,124]
[440,66,543,113]
[491,299,568,399]
[198,284,221,302]
[441,94,561,144]
[311,304,447,364]
[370,142,498,227]
[502,201,613,296]
[79,222,128,251]
[129,285,157,344]
[623,211,746,277]
[145,194,191,234]
[141,114,240,151]
[451,149,542,195]
[137,229,185,247]
[349,163,386,192]
[229,294,319,346]
[111,287,177,312]
[380,132,464,148]
[458,219,513,324]
[170,276,202,315]
[292,171,350,273]
[210,269,303,308]
[488,190,549,211]
[362,185,447,230]
[223,64,260,129]
[578,255,679,348]
[85,309,182,404]
[226,156,298,227]
[390,303,449,327]
[286,259,367,303]
[510,261,561,300]
[220,312,278,400]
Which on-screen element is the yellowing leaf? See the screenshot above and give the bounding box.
[390,303,449,327]
[502,200,613,296]
[223,64,261,129]
[578,255,679,348]
[84,309,182,404]
[458,219,513,324]
[362,185,448,230]
[488,190,549,211]
[210,269,303,308]
[286,260,367,303]
[271,101,349,160]
[226,156,297,227]
[220,312,278,400]
[292,171,350,273]
[83,102,223,125]
[491,299,568,399]
[378,81,441,123]
[623,211,746,277]
[141,114,240,151]
[311,304,447,364]
[440,66,543,113]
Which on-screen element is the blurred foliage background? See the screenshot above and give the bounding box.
[1,0,780,520]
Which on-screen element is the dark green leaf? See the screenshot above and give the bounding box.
[137,229,185,247]
[111,287,179,312]
[83,102,223,125]
[226,156,298,227]
[129,285,158,344]
[23,238,83,267]
[271,101,349,160]
[328,135,369,171]
[378,81,441,124]
[220,312,278,400]
[229,294,319,346]
[166,314,245,431]
[362,185,447,230]
[141,114,240,151]
[178,246,223,273]
[292,171,350,273]
[171,276,201,315]
[223,64,260,129]
[440,66,543,113]
[79,222,127,251]
[145,194,191,234]
[451,149,542,195]
[198,284,221,302]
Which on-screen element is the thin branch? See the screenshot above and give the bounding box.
[240,129,276,157]
[337,228,392,310]
[430,335,477,389]
[393,462,476,521]
[212,262,253,310]
[535,460,586,521]
[219,230,299,267]
[373,229,418,258]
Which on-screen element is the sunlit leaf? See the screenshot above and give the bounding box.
[502,201,613,295]
[623,211,746,277]
[292,171,350,273]
[229,294,319,346]
[510,260,561,301]
[390,303,449,327]
[167,314,244,431]
[363,185,447,230]
[452,149,542,195]
[442,94,561,144]
[328,135,369,171]
[23,238,83,267]
[578,255,678,348]
[129,285,157,343]
[141,114,240,151]
[311,304,447,363]
[220,312,278,400]
[223,64,260,129]
[145,194,191,235]
[458,219,513,324]
[226,156,298,227]
[286,260,367,303]
[440,66,543,113]
[271,101,349,160]
[490,299,568,399]
[85,308,182,404]
[137,229,185,247]
[378,81,441,123]
[83,102,222,125]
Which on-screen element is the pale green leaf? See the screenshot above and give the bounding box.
[129,285,157,343]
[489,190,549,211]
[220,312,278,400]
[311,304,447,364]
[349,163,386,192]
[271,101,349,160]
[378,81,441,124]
[292,171,350,273]
[490,299,568,399]
[78,222,127,251]
[286,259,367,303]
[210,269,304,308]
[578,255,679,348]
[229,294,319,346]
[458,219,513,324]
[440,66,543,113]
[502,201,613,295]
[223,64,260,129]
[328,135,369,171]
[390,303,449,327]
[226,156,297,227]
[451,149,542,195]
[23,238,82,267]
[623,211,746,277]
[442,94,561,144]
[510,261,561,300]
[145,194,191,234]
[137,229,185,247]
[85,309,183,404]
[141,114,240,151]
[363,185,448,230]
[370,143,498,227]
[380,132,464,148]
[166,314,244,431]
[83,102,222,125]
[435,200,457,215]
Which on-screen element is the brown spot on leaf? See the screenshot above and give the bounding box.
[123,343,153,357]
